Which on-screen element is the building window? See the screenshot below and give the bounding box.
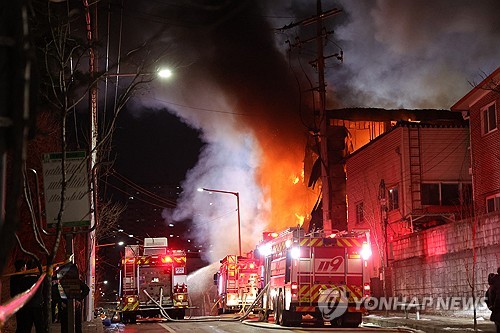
[421,182,472,206]
[355,202,364,224]
[486,194,500,213]
[388,187,399,211]
[482,102,497,135]
[441,183,460,205]
[421,183,440,205]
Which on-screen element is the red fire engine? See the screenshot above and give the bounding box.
[119,237,189,323]
[257,227,372,327]
[214,253,261,314]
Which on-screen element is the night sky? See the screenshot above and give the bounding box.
[113,109,203,185]
[102,0,500,263]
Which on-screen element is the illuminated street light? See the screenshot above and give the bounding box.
[103,67,173,79]
[197,187,242,256]
[157,68,172,78]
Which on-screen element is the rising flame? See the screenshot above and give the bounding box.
[295,213,305,227]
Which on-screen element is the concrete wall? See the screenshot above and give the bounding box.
[391,212,500,315]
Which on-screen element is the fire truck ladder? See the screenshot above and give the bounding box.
[302,232,314,308]
[408,126,422,212]
[123,257,138,295]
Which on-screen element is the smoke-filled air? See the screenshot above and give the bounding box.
[130,0,500,262]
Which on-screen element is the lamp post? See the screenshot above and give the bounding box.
[86,66,173,320]
[104,68,173,78]
[198,187,241,256]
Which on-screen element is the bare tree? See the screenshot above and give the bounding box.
[2,0,172,330]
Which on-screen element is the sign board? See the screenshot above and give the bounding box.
[58,263,89,300]
[42,151,91,227]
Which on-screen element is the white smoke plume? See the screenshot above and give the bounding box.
[134,2,314,263]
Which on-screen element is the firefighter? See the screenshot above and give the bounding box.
[10,259,45,333]
[487,267,500,333]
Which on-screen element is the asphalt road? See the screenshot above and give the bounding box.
[115,319,414,333]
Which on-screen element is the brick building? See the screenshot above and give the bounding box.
[451,67,500,215]
[341,67,500,315]
[345,121,471,297]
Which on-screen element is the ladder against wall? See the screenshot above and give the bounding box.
[408,126,422,212]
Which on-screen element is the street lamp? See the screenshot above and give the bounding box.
[104,67,173,78]
[197,187,242,256]
[157,68,172,78]
[86,65,173,320]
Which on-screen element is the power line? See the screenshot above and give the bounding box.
[102,179,175,209]
[148,96,253,116]
[110,169,178,207]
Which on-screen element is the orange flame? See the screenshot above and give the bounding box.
[255,135,319,232]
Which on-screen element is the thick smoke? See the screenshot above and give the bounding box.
[136,1,317,262]
[332,0,500,108]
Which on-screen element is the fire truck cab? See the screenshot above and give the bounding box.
[214,253,261,314]
[258,228,372,327]
[119,237,189,323]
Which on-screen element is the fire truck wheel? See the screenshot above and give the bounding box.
[122,312,137,324]
[280,310,301,327]
[330,312,361,328]
[330,315,343,327]
[176,308,186,320]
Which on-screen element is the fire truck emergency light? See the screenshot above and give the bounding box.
[361,242,372,260]
[290,247,301,259]
[161,255,173,263]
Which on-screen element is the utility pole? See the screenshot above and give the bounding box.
[83,0,98,321]
[379,179,389,311]
[315,0,331,236]
[279,1,342,236]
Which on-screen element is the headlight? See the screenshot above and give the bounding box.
[290,247,300,259]
[258,244,272,256]
[361,242,372,260]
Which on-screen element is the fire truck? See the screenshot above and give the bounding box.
[119,237,189,323]
[214,253,261,314]
[257,227,372,327]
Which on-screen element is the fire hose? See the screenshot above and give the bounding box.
[143,282,270,322]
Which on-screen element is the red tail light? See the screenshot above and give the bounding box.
[363,283,371,296]
[174,283,188,293]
